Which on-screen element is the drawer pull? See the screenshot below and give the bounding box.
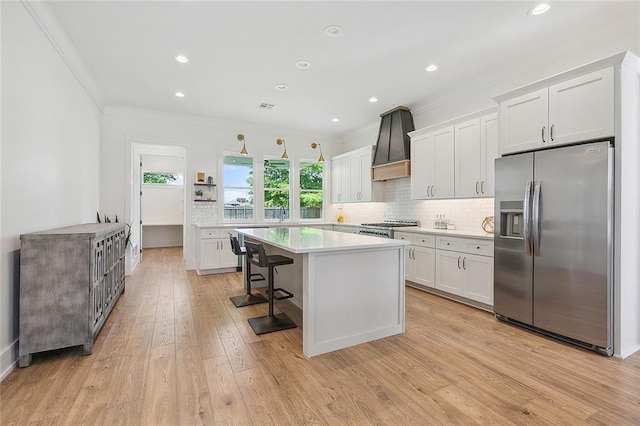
[476,246,481,249]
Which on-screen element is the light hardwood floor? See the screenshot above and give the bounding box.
[1,247,639,425]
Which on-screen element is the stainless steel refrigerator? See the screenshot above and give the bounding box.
[494,140,613,356]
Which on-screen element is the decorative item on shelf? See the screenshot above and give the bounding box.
[207,176,214,185]
[196,172,205,183]
[195,189,204,200]
[276,138,288,159]
[482,216,495,234]
[237,133,248,156]
[337,214,344,223]
[311,142,324,162]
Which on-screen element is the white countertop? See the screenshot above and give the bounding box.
[194,221,335,229]
[236,227,409,254]
[395,226,494,240]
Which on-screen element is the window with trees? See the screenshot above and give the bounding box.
[263,159,290,220]
[223,155,254,220]
[143,172,183,185]
[299,161,323,219]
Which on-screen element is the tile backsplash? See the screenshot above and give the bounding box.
[329,178,494,232]
[192,202,217,223]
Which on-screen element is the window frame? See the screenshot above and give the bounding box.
[298,158,325,221]
[262,156,292,222]
[221,153,256,222]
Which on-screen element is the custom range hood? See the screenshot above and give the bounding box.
[371,106,415,181]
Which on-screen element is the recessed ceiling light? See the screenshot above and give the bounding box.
[369,97,378,103]
[275,84,288,91]
[295,60,311,70]
[175,55,189,63]
[426,65,438,72]
[528,3,550,16]
[175,91,185,98]
[324,25,343,38]
[332,117,340,122]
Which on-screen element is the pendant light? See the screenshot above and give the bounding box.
[311,142,324,162]
[237,134,248,156]
[277,138,288,159]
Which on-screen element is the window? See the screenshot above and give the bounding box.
[143,172,183,185]
[299,161,323,219]
[223,155,254,220]
[263,158,290,220]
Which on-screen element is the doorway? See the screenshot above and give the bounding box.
[130,143,186,274]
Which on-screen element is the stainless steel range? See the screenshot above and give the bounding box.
[359,219,419,238]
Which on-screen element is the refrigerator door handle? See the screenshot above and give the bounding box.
[532,181,541,256]
[523,181,533,255]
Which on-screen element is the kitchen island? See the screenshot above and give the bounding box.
[237,227,409,357]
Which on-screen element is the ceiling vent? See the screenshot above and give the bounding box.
[258,103,276,110]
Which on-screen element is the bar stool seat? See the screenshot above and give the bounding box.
[228,235,268,308]
[244,241,297,335]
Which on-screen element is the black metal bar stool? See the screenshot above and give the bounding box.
[228,235,268,308]
[244,241,297,334]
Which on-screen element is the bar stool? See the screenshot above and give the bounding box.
[244,241,297,334]
[228,235,268,308]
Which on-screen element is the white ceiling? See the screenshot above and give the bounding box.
[47,1,636,136]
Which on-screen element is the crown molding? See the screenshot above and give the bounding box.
[21,0,104,111]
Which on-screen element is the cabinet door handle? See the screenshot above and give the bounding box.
[481,181,485,194]
[475,181,479,194]
[216,241,219,250]
[462,257,466,270]
[550,124,555,141]
[220,241,224,251]
[542,126,546,143]
[457,256,461,269]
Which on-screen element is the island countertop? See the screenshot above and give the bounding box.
[236,227,409,254]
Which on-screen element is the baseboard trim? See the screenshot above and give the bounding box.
[618,342,640,359]
[1,340,19,381]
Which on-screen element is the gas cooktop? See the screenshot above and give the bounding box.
[360,220,419,228]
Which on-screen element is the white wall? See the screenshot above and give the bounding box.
[100,106,341,271]
[1,2,102,377]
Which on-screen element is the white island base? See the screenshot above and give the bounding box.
[237,227,408,357]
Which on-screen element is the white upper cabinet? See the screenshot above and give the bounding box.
[411,126,455,200]
[330,157,344,203]
[499,67,614,155]
[412,108,497,200]
[548,68,614,145]
[480,113,499,197]
[331,146,382,203]
[499,88,548,154]
[455,117,481,198]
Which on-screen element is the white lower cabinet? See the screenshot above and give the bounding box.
[436,235,494,306]
[198,228,239,274]
[396,231,494,307]
[435,250,464,295]
[396,232,436,288]
[462,254,493,305]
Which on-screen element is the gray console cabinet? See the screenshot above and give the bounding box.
[19,223,126,367]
